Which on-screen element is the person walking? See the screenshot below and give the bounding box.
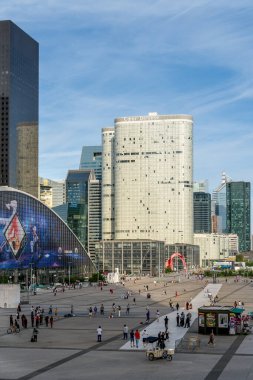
[32,327,39,342]
[126,304,130,315]
[49,305,53,315]
[208,330,215,346]
[123,324,128,340]
[146,309,150,323]
[176,313,180,327]
[142,329,149,347]
[54,307,58,317]
[45,315,49,327]
[156,310,160,322]
[130,329,135,347]
[10,315,13,327]
[176,302,179,311]
[134,329,140,348]
[164,316,169,330]
[97,326,102,342]
[31,312,34,328]
[49,316,54,328]
[100,304,104,315]
[118,305,121,317]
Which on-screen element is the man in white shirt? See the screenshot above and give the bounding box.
[97,326,102,342]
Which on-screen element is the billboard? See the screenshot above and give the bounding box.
[0,191,89,270]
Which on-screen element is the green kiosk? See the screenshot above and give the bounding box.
[198,305,244,335]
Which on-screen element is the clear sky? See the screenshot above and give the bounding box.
[2,0,253,194]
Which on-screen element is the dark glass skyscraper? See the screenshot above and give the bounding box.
[0,21,39,188]
[66,170,91,250]
[193,192,211,233]
[226,182,251,252]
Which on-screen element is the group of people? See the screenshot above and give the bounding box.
[31,305,54,329]
[176,311,191,328]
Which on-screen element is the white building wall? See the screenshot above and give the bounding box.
[102,128,115,240]
[113,113,193,244]
[194,233,239,267]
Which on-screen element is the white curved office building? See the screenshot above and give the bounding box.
[102,113,194,245]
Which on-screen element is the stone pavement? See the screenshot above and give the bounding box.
[0,275,252,380]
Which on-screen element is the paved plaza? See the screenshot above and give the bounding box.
[0,275,253,379]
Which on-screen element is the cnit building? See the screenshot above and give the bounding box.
[96,112,200,274]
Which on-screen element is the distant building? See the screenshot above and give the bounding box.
[226,181,251,252]
[88,172,101,261]
[212,172,233,233]
[194,233,239,267]
[193,192,211,233]
[0,21,38,188]
[16,122,38,198]
[66,170,91,250]
[193,180,208,193]
[79,146,102,180]
[39,178,66,208]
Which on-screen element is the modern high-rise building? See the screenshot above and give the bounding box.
[0,21,39,188]
[193,192,211,233]
[66,170,91,250]
[102,113,193,245]
[16,122,38,198]
[212,172,232,233]
[88,172,102,261]
[79,146,102,180]
[226,181,251,252]
[39,178,66,208]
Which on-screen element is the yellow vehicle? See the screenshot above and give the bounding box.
[146,347,174,361]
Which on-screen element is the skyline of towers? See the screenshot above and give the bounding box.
[0,20,39,190]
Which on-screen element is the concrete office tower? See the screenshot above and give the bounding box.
[193,180,208,193]
[111,113,193,244]
[102,128,115,240]
[226,181,251,252]
[193,192,211,233]
[39,177,65,208]
[16,122,38,198]
[0,21,39,188]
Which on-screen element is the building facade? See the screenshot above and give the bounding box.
[102,113,193,245]
[194,233,239,267]
[88,172,102,261]
[79,146,102,180]
[66,170,91,250]
[39,178,66,208]
[0,187,94,281]
[96,240,165,275]
[226,181,251,252]
[193,192,211,233]
[16,122,38,198]
[0,21,39,188]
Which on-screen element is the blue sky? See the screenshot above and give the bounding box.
[2,0,253,193]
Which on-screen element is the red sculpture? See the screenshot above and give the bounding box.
[166,252,187,272]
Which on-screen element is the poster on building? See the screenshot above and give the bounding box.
[218,313,228,328]
[206,313,216,327]
[198,313,205,327]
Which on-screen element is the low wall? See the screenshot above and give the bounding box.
[0,284,20,308]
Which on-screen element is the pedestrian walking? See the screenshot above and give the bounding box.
[31,327,39,342]
[134,329,140,348]
[97,326,102,342]
[31,313,34,327]
[130,329,135,347]
[118,305,121,317]
[164,316,169,329]
[49,305,52,315]
[100,304,104,315]
[123,324,128,340]
[89,307,93,318]
[208,330,215,346]
[10,315,13,326]
[176,302,179,311]
[142,329,149,347]
[45,315,49,327]
[54,307,58,316]
[146,309,150,323]
[156,310,160,322]
[176,313,180,327]
[49,316,54,328]
[126,304,130,315]
[94,306,97,315]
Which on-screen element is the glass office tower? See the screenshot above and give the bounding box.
[193,192,211,233]
[79,146,102,180]
[226,182,251,252]
[0,21,39,188]
[66,170,91,250]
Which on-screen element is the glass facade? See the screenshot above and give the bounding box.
[165,244,200,270]
[66,170,91,250]
[79,146,102,180]
[96,240,165,275]
[226,182,251,252]
[0,21,39,188]
[193,192,211,233]
[0,188,93,276]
